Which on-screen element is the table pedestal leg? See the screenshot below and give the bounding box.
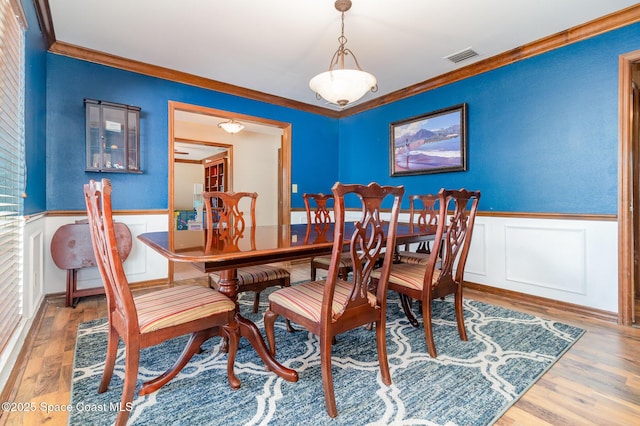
[218,269,298,383]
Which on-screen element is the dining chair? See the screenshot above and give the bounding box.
[303,193,352,281]
[84,179,241,426]
[204,191,292,323]
[395,193,440,265]
[264,182,404,417]
[373,188,480,358]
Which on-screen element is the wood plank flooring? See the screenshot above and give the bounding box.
[1,261,640,425]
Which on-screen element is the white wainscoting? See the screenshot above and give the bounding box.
[1,215,47,393]
[24,218,45,319]
[44,214,169,295]
[292,211,618,313]
[38,213,619,313]
[464,216,617,313]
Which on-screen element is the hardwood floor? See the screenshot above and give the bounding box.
[2,261,640,425]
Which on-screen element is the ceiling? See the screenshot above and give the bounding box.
[46,1,639,111]
[173,110,284,162]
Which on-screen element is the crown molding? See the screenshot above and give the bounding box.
[34,2,640,118]
[342,3,640,116]
[47,40,341,118]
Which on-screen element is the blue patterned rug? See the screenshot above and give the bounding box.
[69,289,584,425]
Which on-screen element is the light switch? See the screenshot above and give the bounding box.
[292,184,298,193]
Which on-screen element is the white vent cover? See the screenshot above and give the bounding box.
[444,47,479,64]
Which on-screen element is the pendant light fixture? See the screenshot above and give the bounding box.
[217,119,244,134]
[309,0,377,108]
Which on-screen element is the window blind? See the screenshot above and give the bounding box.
[0,0,25,355]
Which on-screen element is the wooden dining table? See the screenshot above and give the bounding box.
[137,221,436,383]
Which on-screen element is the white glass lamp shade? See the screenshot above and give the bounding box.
[218,120,244,134]
[309,69,377,107]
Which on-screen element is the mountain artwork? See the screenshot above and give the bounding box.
[390,104,467,176]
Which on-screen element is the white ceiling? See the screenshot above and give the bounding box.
[47,0,639,111]
[173,110,284,161]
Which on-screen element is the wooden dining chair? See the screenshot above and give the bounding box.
[264,182,404,417]
[373,188,480,358]
[303,193,352,281]
[204,191,292,320]
[84,179,241,426]
[395,193,440,265]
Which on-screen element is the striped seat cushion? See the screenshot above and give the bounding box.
[312,252,352,268]
[135,285,236,333]
[396,251,429,265]
[268,280,376,323]
[371,263,441,292]
[209,265,290,285]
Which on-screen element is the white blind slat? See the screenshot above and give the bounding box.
[0,0,24,355]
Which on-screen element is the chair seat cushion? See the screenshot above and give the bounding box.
[209,265,290,285]
[268,280,376,323]
[396,251,429,265]
[312,252,352,268]
[135,285,235,333]
[371,263,441,292]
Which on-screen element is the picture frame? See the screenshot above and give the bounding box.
[390,103,467,176]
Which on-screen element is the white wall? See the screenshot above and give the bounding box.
[175,121,281,226]
[231,132,280,226]
[291,211,619,313]
[463,216,618,312]
[44,213,169,295]
[1,215,46,393]
[42,212,619,311]
[174,162,204,210]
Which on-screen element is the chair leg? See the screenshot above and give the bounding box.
[284,319,294,332]
[253,291,261,313]
[263,309,278,355]
[139,329,213,396]
[399,294,420,328]
[208,275,218,290]
[375,319,391,386]
[280,280,295,333]
[310,263,317,281]
[223,321,241,389]
[421,298,437,358]
[454,287,468,341]
[338,267,350,280]
[114,342,139,426]
[320,333,338,418]
[99,325,119,393]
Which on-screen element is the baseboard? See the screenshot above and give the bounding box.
[464,281,618,323]
[46,279,172,303]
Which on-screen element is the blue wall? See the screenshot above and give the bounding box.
[339,23,640,214]
[31,11,640,214]
[23,0,47,214]
[44,56,339,211]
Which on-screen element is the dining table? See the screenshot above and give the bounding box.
[137,221,437,383]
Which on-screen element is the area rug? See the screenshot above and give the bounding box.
[69,289,584,425]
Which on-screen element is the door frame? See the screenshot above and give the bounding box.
[618,49,640,325]
[167,101,292,279]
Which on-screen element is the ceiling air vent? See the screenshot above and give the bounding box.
[444,47,479,64]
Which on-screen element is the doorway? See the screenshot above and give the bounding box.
[633,61,640,325]
[167,101,292,281]
[619,50,640,326]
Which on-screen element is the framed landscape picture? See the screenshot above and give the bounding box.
[390,103,467,176]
